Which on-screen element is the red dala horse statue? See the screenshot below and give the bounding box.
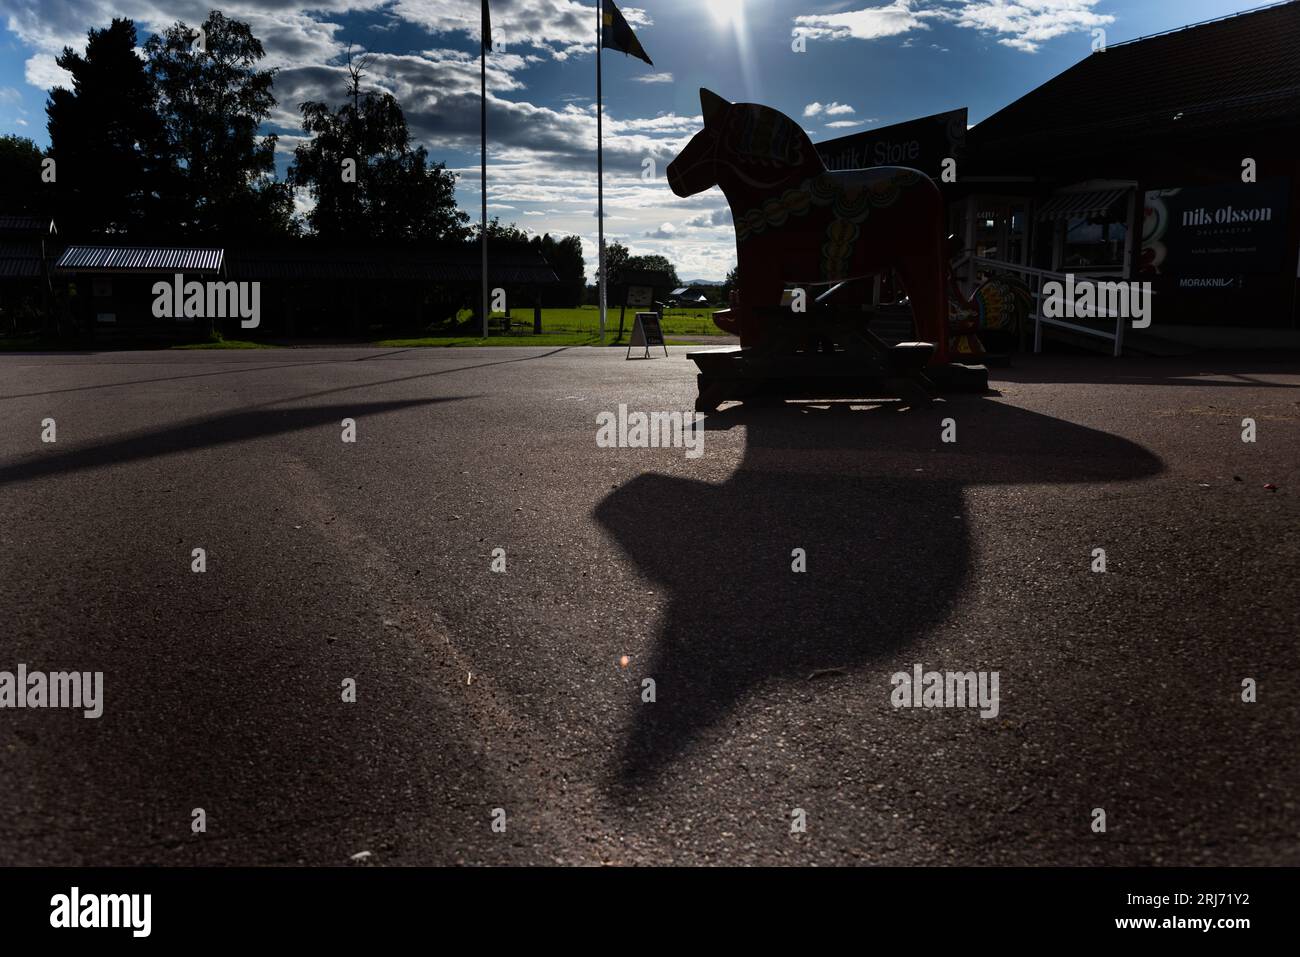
[667,89,988,409]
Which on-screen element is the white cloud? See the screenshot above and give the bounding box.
[947,0,1113,53]
[793,0,937,42]
[803,101,854,118]
[391,0,652,60]
[633,71,673,84]
[683,207,732,229]
[24,53,71,90]
[645,221,676,238]
[825,119,867,128]
[792,0,1115,53]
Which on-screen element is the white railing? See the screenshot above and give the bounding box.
[957,256,1143,357]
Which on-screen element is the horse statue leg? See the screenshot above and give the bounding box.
[895,252,951,365]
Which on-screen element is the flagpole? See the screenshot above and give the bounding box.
[481,26,489,339]
[596,1,606,346]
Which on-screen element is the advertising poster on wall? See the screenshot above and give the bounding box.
[1141,179,1290,290]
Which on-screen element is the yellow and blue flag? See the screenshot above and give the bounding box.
[602,0,653,66]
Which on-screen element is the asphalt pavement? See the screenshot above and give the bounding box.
[0,345,1296,865]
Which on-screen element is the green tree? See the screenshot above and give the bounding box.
[721,264,738,300]
[0,135,48,216]
[45,18,167,234]
[473,216,529,245]
[145,11,291,237]
[290,52,468,242]
[625,253,680,288]
[598,240,629,285]
[532,233,585,306]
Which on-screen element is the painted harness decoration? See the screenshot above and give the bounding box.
[667,89,951,364]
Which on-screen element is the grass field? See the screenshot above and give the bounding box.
[372,333,712,348]
[0,305,729,351]
[173,339,277,349]
[375,333,602,347]
[482,304,726,338]
[369,305,729,348]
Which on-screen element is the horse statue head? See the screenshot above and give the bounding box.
[667,89,823,199]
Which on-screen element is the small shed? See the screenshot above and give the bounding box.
[54,245,225,337]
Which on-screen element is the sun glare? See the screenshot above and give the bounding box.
[709,0,745,27]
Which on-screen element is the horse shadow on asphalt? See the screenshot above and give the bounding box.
[594,396,1163,791]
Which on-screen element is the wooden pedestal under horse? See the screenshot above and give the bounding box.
[668,89,952,361]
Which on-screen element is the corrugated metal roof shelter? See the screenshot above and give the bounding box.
[0,241,44,278]
[0,215,57,238]
[0,215,56,286]
[56,246,225,274]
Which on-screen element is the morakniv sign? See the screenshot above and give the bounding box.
[815,108,967,179]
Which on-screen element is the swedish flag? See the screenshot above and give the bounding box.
[601,0,653,66]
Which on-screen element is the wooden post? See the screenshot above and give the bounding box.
[964,194,977,287]
[1122,186,1139,281]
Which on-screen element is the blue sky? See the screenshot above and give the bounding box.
[0,0,1274,279]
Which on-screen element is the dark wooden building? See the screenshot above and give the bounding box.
[813,1,1300,351]
[953,1,1300,336]
[0,215,57,335]
[51,240,559,340]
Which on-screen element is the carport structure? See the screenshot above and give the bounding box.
[54,245,225,339]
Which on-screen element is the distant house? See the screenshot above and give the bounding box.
[669,284,718,307]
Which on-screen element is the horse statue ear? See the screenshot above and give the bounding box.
[700,88,730,127]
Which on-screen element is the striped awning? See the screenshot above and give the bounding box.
[1036,188,1129,221]
[56,246,225,274]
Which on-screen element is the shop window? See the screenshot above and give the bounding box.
[1063,216,1126,269]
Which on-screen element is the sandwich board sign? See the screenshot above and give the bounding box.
[627,311,668,359]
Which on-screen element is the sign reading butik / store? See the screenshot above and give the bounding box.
[815,109,966,179]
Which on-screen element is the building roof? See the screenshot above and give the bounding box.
[970,1,1300,167]
[0,241,44,278]
[51,242,560,284]
[0,215,56,238]
[56,246,224,274]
